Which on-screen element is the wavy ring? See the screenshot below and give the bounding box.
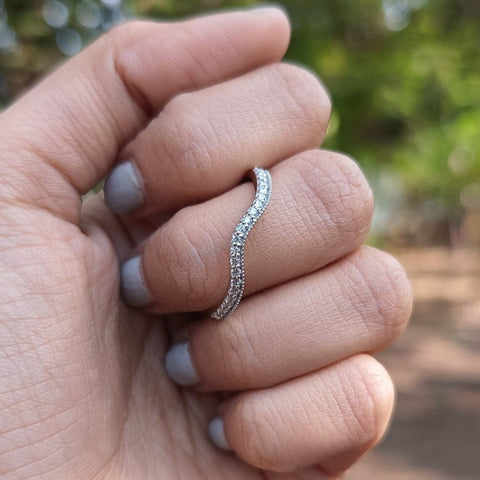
[210,167,272,320]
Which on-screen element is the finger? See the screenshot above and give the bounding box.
[104,62,330,214]
[165,246,412,389]
[0,8,290,222]
[120,149,374,310]
[209,355,394,474]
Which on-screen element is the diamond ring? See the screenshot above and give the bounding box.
[210,167,272,320]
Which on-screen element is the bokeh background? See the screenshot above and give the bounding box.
[1,1,479,478]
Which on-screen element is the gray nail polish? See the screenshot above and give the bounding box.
[104,161,144,213]
[165,342,200,386]
[120,256,153,306]
[208,417,232,451]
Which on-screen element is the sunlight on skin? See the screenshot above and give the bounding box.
[0,7,411,479]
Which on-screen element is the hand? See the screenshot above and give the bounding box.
[0,7,412,479]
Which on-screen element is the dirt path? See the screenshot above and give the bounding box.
[348,248,480,480]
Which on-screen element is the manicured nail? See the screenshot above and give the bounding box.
[104,161,144,213]
[165,342,200,386]
[120,256,153,306]
[208,417,232,451]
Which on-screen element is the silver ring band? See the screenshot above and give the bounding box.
[210,167,272,320]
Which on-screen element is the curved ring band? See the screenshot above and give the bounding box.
[210,167,272,320]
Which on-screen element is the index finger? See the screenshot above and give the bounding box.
[0,7,290,223]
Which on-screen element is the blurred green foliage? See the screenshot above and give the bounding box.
[1,0,480,244]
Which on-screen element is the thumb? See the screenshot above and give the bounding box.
[0,7,290,223]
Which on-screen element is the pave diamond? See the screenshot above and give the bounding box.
[210,167,272,320]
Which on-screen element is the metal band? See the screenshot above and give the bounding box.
[210,167,272,320]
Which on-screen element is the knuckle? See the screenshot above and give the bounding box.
[295,150,374,241]
[157,208,221,309]
[230,395,286,471]
[368,248,412,339]
[347,247,413,344]
[158,95,216,191]
[218,319,258,388]
[341,356,395,448]
[109,21,160,116]
[109,20,146,46]
[272,63,332,140]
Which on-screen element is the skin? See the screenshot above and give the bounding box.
[0,7,412,480]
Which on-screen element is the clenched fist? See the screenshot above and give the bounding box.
[0,7,411,479]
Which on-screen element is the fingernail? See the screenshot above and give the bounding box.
[208,417,232,451]
[104,161,144,213]
[165,342,200,386]
[120,256,153,306]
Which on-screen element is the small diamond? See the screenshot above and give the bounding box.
[236,224,246,235]
[249,206,258,217]
[258,193,266,202]
[243,215,252,224]
[234,235,246,246]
